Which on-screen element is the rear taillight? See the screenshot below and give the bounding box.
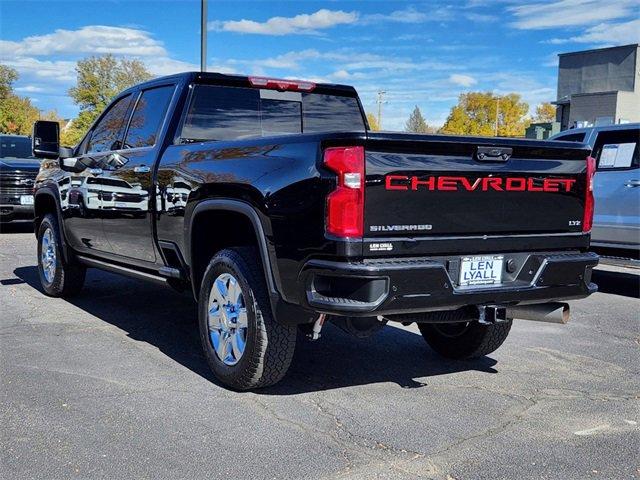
[324,146,365,238]
[248,76,315,92]
[583,155,596,232]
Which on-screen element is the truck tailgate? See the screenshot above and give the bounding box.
[364,133,591,239]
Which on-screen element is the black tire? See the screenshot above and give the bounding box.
[198,247,296,390]
[37,213,86,297]
[417,310,512,359]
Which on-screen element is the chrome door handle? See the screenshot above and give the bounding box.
[89,168,103,175]
[134,166,151,173]
[624,180,640,188]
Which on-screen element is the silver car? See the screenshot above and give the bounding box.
[551,123,640,252]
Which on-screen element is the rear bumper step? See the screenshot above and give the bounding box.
[300,251,598,316]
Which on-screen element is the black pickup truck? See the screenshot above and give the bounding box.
[31,72,598,390]
[0,134,40,224]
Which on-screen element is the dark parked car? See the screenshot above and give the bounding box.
[0,134,40,224]
[31,72,598,390]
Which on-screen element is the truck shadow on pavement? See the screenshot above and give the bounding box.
[0,223,34,234]
[591,269,640,299]
[15,265,502,393]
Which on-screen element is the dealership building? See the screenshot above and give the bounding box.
[554,43,640,130]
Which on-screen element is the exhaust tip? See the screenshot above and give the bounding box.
[506,302,571,324]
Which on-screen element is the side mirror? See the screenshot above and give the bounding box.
[32,120,60,159]
[59,156,86,173]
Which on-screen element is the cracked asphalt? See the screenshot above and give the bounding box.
[1,226,639,480]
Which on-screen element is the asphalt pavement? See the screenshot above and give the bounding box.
[1,224,638,480]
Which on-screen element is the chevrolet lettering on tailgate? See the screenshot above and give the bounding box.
[385,175,576,192]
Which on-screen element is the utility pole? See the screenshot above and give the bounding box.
[494,96,500,137]
[376,90,386,129]
[200,0,208,72]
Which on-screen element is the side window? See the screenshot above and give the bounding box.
[87,95,132,154]
[124,85,175,149]
[181,85,260,141]
[553,132,586,142]
[592,129,639,171]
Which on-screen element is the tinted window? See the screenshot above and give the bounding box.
[302,94,365,133]
[593,129,639,170]
[182,86,260,141]
[553,132,586,142]
[124,86,174,148]
[0,136,33,158]
[87,95,132,154]
[261,99,302,136]
[180,85,365,142]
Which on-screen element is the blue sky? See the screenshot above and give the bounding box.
[1,0,639,130]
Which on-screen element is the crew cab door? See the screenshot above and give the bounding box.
[100,84,175,263]
[590,127,640,248]
[64,93,133,254]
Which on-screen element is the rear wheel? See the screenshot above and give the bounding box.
[37,213,85,297]
[198,248,296,390]
[417,310,512,359]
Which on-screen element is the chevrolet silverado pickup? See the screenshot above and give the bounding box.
[0,134,39,224]
[31,72,598,390]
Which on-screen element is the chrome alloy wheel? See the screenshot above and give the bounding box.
[207,273,248,366]
[40,227,57,284]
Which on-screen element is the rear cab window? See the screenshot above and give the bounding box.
[179,84,365,142]
[592,129,639,171]
[553,132,586,143]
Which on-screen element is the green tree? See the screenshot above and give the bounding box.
[64,54,152,145]
[533,102,556,123]
[0,95,40,135]
[366,112,380,131]
[0,65,40,135]
[0,65,19,99]
[405,106,431,133]
[441,92,529,137]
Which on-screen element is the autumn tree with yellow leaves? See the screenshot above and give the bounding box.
[441,92,530,137]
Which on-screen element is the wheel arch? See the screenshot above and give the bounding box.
[186,199,280,302]
[34,187,71,263]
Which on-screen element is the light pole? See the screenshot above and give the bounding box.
[494,96,500,137]
[376,90,386,129]
[201,0,208,72]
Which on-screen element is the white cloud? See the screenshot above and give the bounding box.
[1,57,77,83]
[216,49,463,74]
[14,85,45,93]
[0,26,166,57]
[207,5,455,36]
[328,69,368,82]
[394,33,433,41]
[362,6,429,24]
[547,19,640,45]
[464,12,499,23]
[449,73,478,87]
[208,9,358,35]
[542,53,560,67]
[509,0,638,29]
[491,72,557,114]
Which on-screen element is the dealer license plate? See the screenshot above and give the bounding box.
[459,255,504,286]
[20,195,34,205]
